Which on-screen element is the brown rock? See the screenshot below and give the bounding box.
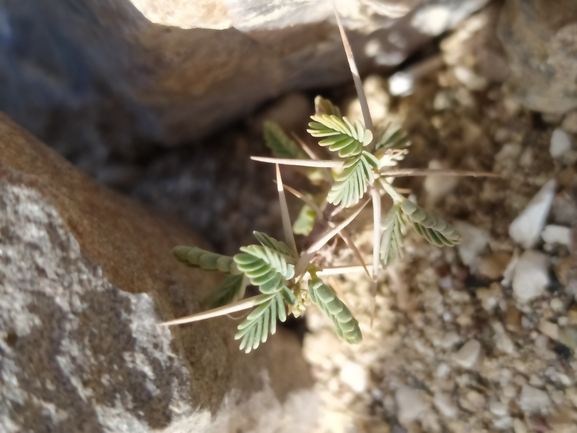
[0,0,491,157]
[478,251,512,280]
[0,113,316,432]
[498,0,577,114]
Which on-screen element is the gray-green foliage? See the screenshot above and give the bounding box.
[308,278,361,344]
[263,121,306,159]
[327,151,379,207]
[380,204,405,267]
[293,204,316,236]
[173,246,240,274]
[203,274,246,309]
[400,199,461,247]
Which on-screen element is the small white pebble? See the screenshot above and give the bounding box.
[518,384,551,415]
[436,362,450,378]
[513,418,528,433]
[434,392,458,418]
[396,386,428,425]
[490,400,509,417]
[454,221,490,269]
[541,224,571,247]
[453,339,481,369]
[550,298,564,312]
[339,361,368,394]
[512,250,550,302]
[538,320,559,340]
[550,128,573,158]
[440,331,461,349]
[509,179,556,248]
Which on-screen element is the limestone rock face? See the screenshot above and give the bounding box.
[0,0,489,160]
[0,114,317,433]
[498,0,577,114]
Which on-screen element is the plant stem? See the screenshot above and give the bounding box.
[378,177,405,203]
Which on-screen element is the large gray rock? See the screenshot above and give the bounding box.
[0,113,317,433]
[498,0,577,114]
[0,0,488,162]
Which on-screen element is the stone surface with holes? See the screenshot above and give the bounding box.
[0,113,317,433]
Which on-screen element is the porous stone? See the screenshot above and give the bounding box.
[0,114,316,433]
[498,0,577,114]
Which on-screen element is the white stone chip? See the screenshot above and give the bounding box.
[396,386,428,425]
[550,128,573,158]
[453,339,481,369]
[541,224,571,247]
[518,384,551,415]
[434,392,458,418]
[512,250,550,302]
[454,221,489,269]
[339,361,368,394]
[509,179,556,248]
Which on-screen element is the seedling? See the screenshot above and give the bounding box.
[161,7,498,352]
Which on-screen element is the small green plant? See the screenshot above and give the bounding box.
[161,7,497,352]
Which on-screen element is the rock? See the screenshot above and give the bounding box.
[513,250,549,302]
[0,0,490,160]
[396,386,429,425]
[498,0,577,114]
[541,224,571,247]
[339,361,368,394]
[518,385,552,415]
[424,160,459,205]
[440,331,462,349]
[512,250,550,302]
[454,221,490,269]
[552,190,577,226]
[513,418,529,433]
[490,400,509,417]
[505,304,523,332]
[558,326,577,350]
[538,320,559,341]
[476,283,503,312]
[550,128,574,158]
[434,392,458,418]
[562,110,577,134]
[509,179,557,249]
[453,339,481,369]
[0,114,316,432]
[477,251,512,280]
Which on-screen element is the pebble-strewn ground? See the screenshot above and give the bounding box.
[302,7,577,433]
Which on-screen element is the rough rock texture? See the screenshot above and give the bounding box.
[0,113,317,433]
[498,0,577,114]
[0,0,489,162]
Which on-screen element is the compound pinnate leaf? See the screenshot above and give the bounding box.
[235,292,287,353]
[327,151,379,208]
[400,199,461,247]
[173,246,240,274]
[253,231,297,259]
[263,121,306,159]
[380,204,405,267]
[375,125,410,151]
[307,114,373,158]
[234,245,295,294]
[308,278,362,344]
[314,96,341,117]
[203,274,247,309]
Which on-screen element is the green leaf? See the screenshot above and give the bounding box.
[293,204,317,236]
[380,204,405,267]
[314,96,341,117]
[327,151,379,208]
[308,278,362,344]
[263,121,306,159]
[307,114,373,158]
[235,291,287,353]
[375,125,410,151]
[253,231,297,259]
[203,274,247,309]
[173,246,240,274]
[234,245,295,294]
[400,199,461,247]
